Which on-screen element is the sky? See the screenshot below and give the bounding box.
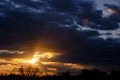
[95,0,119,9]
[0,0,120,74]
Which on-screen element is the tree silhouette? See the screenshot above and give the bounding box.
[19,66,40,76]
[19,66,25,76]
[0,68,120,80]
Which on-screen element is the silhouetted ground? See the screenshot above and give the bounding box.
[0,69,120,80]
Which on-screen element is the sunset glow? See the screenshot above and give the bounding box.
[0,0,120,78]
[28,53,41,64]
[12,51,60,65]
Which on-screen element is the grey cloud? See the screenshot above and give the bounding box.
[0,50,28,59]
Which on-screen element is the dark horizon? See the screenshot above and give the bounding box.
[0,68,120,80]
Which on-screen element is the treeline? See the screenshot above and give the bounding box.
[0,69,120,80]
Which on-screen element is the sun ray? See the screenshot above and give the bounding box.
[26,51,60,65]
[12,51,60,65]
[28,54,41,64]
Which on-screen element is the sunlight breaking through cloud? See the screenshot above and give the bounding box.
[0,51,90,74]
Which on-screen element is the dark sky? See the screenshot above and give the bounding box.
[0,0,120,72]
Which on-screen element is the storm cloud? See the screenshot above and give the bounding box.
[0,0,120,69]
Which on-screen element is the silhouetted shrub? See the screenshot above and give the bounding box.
[0,68,120,80]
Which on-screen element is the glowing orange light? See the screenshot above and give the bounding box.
[12,51,60,65]
[28,54,41,64]
[26,51,59,65]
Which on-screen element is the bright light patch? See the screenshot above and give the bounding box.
[103,8,117,17]
[40,52,57,59]
[47,68,57,71]
[12,51,60,65]
[28,54,41,64]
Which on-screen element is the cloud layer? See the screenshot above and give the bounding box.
[0,0,120,72]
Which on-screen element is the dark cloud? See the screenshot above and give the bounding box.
[104,4,120,22]
[104,4,120,13]
[47,0,77,12]
[89,17,119,30]
[0,0,120,68]
[54,38,120,68]
[0,50,31,59]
